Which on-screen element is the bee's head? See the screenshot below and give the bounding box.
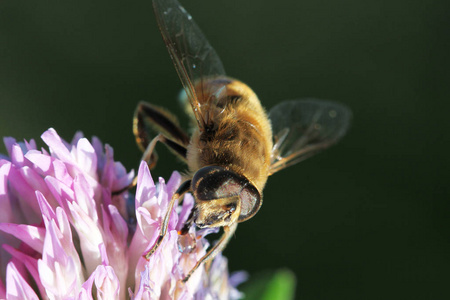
[191,166,261,228]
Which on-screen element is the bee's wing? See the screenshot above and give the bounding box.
[153,0,227,130]
[268,99,352,175]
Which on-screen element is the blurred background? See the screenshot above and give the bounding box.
[0,0,449,299]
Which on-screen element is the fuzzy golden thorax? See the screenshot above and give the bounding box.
[186,78,273,192]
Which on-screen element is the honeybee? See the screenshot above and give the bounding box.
[135,0,351,282]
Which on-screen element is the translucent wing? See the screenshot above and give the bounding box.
[152,0,227,130]
[268,99,352,175]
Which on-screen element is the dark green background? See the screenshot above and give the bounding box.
[1,0,449,299]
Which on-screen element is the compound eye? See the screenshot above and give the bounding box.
[192,166,245,201]
[238,184,261,222]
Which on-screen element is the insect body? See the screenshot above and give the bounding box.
[135,0,352,282]
[186,78,273,224]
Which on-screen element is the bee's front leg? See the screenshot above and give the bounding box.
[182,222,238,283]
[144,179,192,259]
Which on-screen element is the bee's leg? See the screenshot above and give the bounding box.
[113,101,190,196]
[134,101,190,155]
[112,134,188,196]
[140,134,188,167]
[179,209,195,235]
[144,179,192,259]
[182,223,238,283]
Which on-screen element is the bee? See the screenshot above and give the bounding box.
[135,0,352,282]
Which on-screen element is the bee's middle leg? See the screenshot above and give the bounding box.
[140,134,188,168]
[113,102,190,195]
[112,133,188,195]
[144,179,192,259]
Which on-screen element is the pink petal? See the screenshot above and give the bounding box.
[71,131,84,145]
[20,166,57,207]
[98,142,134,192]
[166,171,182,199]
[132,265,152,300]
[127,222,151,286]
[157,177,168,208]
[10,144,25,166]
[41,128,72,163]
[3,245,46,297]
[6,262,39,300]
[135,162,155,208]
[38,258,79,299]
[140,231,181,298]
[0,162,13,223]
[157,177,178,231]
[36,191,56,222]
[112,162,135,191]
[98,243,109,265]
[91,137,105,165]
[74,138,97,179]
[24,139,37,151]
[45,176,75,213]
[176,193,194,231]
[77,288,94,300]
[73,175,97,221]
[53,159,73,186]
[101,205,128,289]
[106,204,128,246]
[54,207,76,251]
[39,210,82,298]
[25,151,73,187]
[3,137,17,158]
[0,223,45,253]
[0,279,5,299]
[135,207,158,240]
[8,167,41,223]
[93,265,120,299]
[24,150,53,176]
[68,201,102,275]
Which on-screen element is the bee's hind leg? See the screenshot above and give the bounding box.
[113,102,190,195]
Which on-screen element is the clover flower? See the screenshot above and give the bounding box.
[0,128,245,299]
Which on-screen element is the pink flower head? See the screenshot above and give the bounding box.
[0,128,245,299]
